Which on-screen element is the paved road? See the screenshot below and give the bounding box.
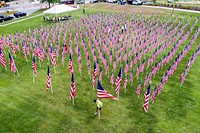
[142,5,200,14]
[0,0,48,15]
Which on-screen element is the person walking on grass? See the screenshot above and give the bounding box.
[94,99,103,119]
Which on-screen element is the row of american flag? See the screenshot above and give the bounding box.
[0,13,199,113]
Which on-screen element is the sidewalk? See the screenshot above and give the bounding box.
[142,5,200,14]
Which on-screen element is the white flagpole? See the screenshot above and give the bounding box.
[33,71,35,84]
[50,78,53,94]
[72,98,74,105]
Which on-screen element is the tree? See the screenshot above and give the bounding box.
[41,0,60,8]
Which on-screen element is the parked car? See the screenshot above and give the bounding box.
[61,0,75,4]
[14,12,27,18]
[90,0,98,3]
[133,0,143,5]
[76,0,84,4]
[117,0,126,5]
[0,14,14,23]
[106,0,117,3]
[128,0,143,5]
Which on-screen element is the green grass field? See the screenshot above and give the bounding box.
[0,3,200,133]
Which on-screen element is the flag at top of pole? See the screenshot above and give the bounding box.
[8,52,16,74]
[143,85,150,113]
[97,80,118,101]
[115,67,122,95]
[0,48,6,67]
[32,55,37,76]
[46,65,51,92]
[68,53,73,75]
[70,72,76,100]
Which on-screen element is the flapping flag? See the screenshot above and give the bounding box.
[92,62,98,88]
[151,87,157,102]
[110,70,114,85]
[97,80,118,101]
[115,67,122,95]
[70,72,76,99]
[136,81,141,96]
[0,48,6,67]
[8,52,16,74]
[143,85,150,113]
[68,53,73,75]
[46,65,51,92]
[32,55,37,76]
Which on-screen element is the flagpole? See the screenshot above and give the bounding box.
[50,78,53,94]
[54,66,56,73]
[15,65,20,77]
[33,71,35,84]
[25,57,28,63]
[72,98,74,105]
[118,92,119,100]
[39,60,41,68]
[9,50,20,77]
[5,66,7,71]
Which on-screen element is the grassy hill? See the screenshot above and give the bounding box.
[0,3,200,133]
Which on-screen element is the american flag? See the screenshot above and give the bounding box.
[110,71,114,85]
[105,62,109,74]
[15,42,20,52]
[115,67,122,94]
[136,81,141,96]
[129,69,133,83]
[151,87,157,102]
[32,55,37,76]
[38,50,44,62]
[143,85,150,113]
[139,60,145,72]
[97,80,118,101]
[68,53,73,75]
[99,67,102,81]
[157,80,163,95]
[9,43,16,55]
[124,60,129,74]
[123,75,128,89]
[0,48,6,67]
[92,62,98,87]
[22,44,27,59]
[180,71,185,85]
[46,65,51,91]
[70,73,76,99]
[8,52,16,73]
[50,49,56,67]
[87,55,91,75]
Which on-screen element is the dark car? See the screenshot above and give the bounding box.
[61,0,75,4]
[0,14,14,23]
[117,0,126,5]
[14,12,27,18]
[76,0,84,4]
[90,0,98,3]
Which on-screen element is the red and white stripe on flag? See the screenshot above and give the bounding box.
[143,85,150,113]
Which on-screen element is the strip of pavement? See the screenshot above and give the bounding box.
[142,5,200,14]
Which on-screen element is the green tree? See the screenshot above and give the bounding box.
[41,0,60,8]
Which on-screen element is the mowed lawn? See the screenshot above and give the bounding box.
[0,3,200,133]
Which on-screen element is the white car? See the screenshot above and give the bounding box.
[131,0,143,5]
[106,0,117,3]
